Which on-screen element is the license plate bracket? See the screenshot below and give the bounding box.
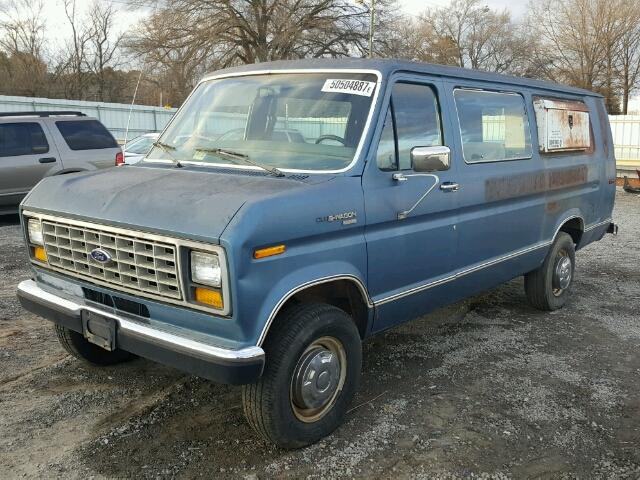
[81,310,117,351]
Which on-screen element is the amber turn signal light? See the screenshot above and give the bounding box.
[194,287,223,309]
[253,244,286,259]
[33,246,47,262]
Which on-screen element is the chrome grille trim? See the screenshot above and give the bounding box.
[22,210,232,316]
[42,220,182,300]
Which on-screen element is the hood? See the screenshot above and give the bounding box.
[22,164,320,243]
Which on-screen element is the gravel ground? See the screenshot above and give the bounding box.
[1,190,639,479]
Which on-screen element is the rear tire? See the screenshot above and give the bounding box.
[242,303,362,449]
[55,324,136,366]
[524,232,576,311]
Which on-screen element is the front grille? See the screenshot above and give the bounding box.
[42,220,182,301]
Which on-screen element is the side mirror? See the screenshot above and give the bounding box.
[410,146,450,172]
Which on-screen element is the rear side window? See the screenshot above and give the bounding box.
[0,122,49,157]
[56,120,118,150]
[454,89,532,163]
[533,97,591,153]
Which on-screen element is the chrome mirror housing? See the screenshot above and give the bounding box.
[410,146,451,172]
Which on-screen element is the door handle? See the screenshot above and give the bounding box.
[39,157,57,164]
[440,182,459,192]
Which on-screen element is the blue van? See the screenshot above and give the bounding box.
[17,59,616,448]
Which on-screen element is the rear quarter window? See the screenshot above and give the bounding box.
[533,97,592,153]
[56,120,118,150]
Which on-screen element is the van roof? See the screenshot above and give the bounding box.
[202,58,601,98]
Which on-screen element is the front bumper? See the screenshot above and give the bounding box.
[17,279,265,385]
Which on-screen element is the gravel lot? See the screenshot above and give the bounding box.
[1,190,639,479]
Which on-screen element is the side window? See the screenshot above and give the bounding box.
[454,89,532,163]
[394,83,443,169]
[0,122,49,157]
[55,120,118,150]
[533,97,592,153]
[376,82,443,171]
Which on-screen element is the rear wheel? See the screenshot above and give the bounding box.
[524,232,576,311]
[55,324,136,365]
[242,303,362,449]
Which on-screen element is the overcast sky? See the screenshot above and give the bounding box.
[398,0,528,16]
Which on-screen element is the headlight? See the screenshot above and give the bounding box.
[190,251,221,288]
[27,218,44,245]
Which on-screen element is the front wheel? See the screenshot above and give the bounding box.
[242,303,362,449]
[524,232,576,311]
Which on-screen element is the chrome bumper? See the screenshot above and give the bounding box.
[17,279,265,384]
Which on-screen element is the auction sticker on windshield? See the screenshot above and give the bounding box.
[321,79,376,97]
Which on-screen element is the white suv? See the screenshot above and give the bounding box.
[0,111,122,215]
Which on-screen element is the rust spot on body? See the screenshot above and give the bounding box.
[486,165,589,202]
[546,201,560,213]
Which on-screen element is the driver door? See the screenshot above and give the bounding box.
[363,77,460,332]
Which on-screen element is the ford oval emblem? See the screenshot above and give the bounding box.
[90,248,112,264]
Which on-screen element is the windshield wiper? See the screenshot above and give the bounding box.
[151,141,183,168]
[194,147,285,177]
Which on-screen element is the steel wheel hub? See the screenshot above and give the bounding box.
[290,336,346,423]
[293,347,340,409]
[553,253,572,292]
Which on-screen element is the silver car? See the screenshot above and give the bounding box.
[0,111,122,215]
[123,132,159,165]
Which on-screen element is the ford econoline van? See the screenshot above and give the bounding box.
[17,59,616,448]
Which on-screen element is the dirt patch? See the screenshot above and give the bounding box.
[1,192,639,478]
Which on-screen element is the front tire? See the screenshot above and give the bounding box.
[55,324,136,365]
[524,232,576,311]
[242,303,362,449]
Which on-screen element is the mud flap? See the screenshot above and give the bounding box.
[81,311,117,351]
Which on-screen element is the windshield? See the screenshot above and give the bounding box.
[145,72,378,172]
[126,135,156,154]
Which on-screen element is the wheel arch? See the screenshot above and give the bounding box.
[257,275,373,347]
[553,214,585,246]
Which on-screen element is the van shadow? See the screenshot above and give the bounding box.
[0,214,20,226]
[78,280,539,478]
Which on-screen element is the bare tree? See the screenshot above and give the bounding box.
[87,1,124,101]
[378,0,532,75]
[53,0,95,99]
[0,0,48,96]
[376,12,460,65]
[125,0,379,104]
[528,0,636,111]
[125,9,216,105]
[617,1,640,113]
[127,0,373,63]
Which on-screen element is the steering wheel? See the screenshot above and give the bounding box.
[315,135,347,146]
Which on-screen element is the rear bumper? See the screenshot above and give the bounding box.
[17,279,265,384]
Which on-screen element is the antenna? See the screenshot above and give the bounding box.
[123,69,143,153]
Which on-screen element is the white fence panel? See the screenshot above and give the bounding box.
[609,115,640,174]
[0,95,177,142]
